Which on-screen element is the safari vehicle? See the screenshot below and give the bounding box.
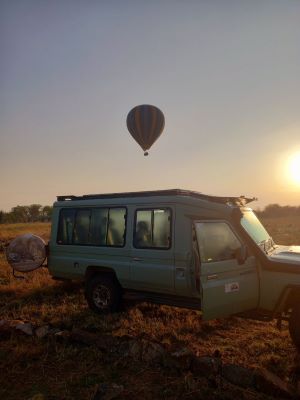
[6,189,300,349]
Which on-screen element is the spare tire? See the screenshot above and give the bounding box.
[6,234,46,272]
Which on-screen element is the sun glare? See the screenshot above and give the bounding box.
[288,152,300,185]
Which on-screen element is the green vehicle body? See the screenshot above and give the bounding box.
[47,189,300,335]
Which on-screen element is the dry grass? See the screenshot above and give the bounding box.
[0,222,50,241]
[0,218,300,399]
[262,216,300,245]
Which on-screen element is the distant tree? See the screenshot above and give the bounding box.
[258,204,300,218]
[263,204,282,217]
[28,204,42,222]
[0,204,53,224]
[41,206,53,221]
[10,205,30,223]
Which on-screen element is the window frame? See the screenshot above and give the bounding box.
[133,207,172,250]
[56,206,128,248]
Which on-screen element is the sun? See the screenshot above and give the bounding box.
[288,152,300,185]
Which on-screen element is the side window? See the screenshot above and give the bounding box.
[57,207,126,247]
[107,208,126,246]
[57,209,75,244]
[73,209,91,244]
[195,222,241,263]
[134,208,171,249]
[90,208,108,245]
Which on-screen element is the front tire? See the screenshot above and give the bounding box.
[289,304,300,351]
[85,275,121,314]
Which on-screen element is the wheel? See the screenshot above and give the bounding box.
[289,304,300,351]
[85,275,121,314]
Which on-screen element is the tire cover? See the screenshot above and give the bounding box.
[6,234,46,272]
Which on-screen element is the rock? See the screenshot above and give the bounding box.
[222,364,255,388]
[15,322,33,336]
[70,329,115,351]
[191,356,222,378]
[35,325,49,338]
[142,340,165,364]
[54,330,70,339]
[0,320,33,338]
[254,368,295,398]
[128,339,165,364]
[0,319,23,329]
[164,348,194,371]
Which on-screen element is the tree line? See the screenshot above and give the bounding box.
[256,204,300,218]
[0,205,53,224]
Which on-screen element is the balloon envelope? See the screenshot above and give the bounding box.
[126,105,165,154]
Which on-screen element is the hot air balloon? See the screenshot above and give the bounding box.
[126,104,165,156]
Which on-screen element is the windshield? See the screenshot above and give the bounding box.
[240,210,271,245]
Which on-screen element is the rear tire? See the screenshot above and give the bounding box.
[85,275,121,314]
[289,304,300,351]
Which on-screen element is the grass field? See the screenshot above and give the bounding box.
[0,218,300,399]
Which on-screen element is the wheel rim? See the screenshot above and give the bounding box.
[93,284,111,309]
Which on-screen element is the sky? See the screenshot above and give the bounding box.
[1,0,300,211]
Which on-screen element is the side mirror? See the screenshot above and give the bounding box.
[236,245,248,265]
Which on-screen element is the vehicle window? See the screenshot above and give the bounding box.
[107,208,126,246]
[90,208,108,245]
[153,209,171,247]
[240,211,270,244]
[57,207,126,247]
[134,208,171,249]
[73,210,91,244]
[195,222,241,263]
[57,209,75,244]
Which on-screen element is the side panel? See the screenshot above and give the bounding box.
[201,256,259,319]
[48,245,131,285]
[129,248,175,293]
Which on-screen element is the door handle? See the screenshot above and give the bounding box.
[207,274,218,280]
[132,257,142,261]
[240,270,254,276]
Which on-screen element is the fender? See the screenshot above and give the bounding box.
[85,265,121,287]
[273,284,300,316]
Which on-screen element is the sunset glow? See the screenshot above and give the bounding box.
[288,152,300,186]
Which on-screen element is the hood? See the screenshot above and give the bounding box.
[269,245,300,265]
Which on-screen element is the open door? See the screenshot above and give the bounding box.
[194,220,259,320]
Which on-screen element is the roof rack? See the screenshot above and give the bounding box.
[57,189,256,206]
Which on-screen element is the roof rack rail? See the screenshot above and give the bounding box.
[57,189,257,205]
